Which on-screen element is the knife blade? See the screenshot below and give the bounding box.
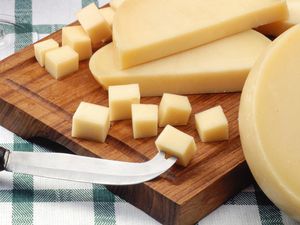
[0,147,176,185]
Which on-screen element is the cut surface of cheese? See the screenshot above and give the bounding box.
[132,104,158,139]
[155,125,196,167]
[72,102,110,142]
[113,0,287,68]
[45,46,79,80]
[239,25,300,221]
[90,30,271,96]
[76,3,111,45]
[110,0,125,10]
[256,0,300,36]
[62,25,92,60]
[109,84,140,121]
[158,93,191,127]
[195,106,228,142]
[99,7,115,28]
[34,39,59,67]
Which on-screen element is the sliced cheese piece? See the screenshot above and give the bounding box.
[72,102,110,142]
[113,0,287,68]
[76,3,111,45]
[109,84,140,121]
[195,106,228,142]
[158,93,191,127]
[155,125,196,167]
[90,30,271,97]
[62,25,92,61]
[45,46,79,80]
[239,25,300,220]
[110,0,125,10]
[132,104,158,139]
[99,7,115,28]
[34,39,59,67]
[256,0,300,36]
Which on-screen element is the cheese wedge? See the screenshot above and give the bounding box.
[239,25,300,221]
[113,0,287,68]
[256,0,300,36]
[90,30,271,97]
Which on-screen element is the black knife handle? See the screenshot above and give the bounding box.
[0,147,7,171]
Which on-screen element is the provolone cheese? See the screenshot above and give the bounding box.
[34,39,59,67]
[72,102,110,142]
[99,7,115,28]
[256,0,300,36]
[155,125,196,167]
[239,25,300,221]
[90,30,271,96]
[113,0,287,68]
[110,0,125,10]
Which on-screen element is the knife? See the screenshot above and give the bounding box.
[0,147,176,185]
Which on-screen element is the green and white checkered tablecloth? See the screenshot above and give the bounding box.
[0,0,299,224]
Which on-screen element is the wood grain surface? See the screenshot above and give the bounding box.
[0,26,252,225]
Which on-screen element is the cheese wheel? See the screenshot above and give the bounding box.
[239,25,300,220]
[90,30,270,97]
[113,0,287,68]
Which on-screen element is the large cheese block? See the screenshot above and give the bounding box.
[90,30,271,97]
[113,0,287,68]
[239,25,300,221]
[256,0,300,36]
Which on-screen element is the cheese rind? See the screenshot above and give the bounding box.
[155,125,196,167]
[99,7,115,28]
[239,25,300,220]
[34,39,59,67]
[89,30,271,96]
[158,93,191,127]
[72,102,110,142]
[256,0,300,36]
[76,3,111,45]
[109,84,140,121]
[195,106,228,142]
[113,0,287,68]
[132,104,158,139]
[45,46,79,80]
[62,25,92,60]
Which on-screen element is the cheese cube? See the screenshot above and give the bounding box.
[132,104,158,139]
[109,0,125,10]
[158,93,192,127]
[109,84,140,121]
[72,102,110,142]
[155,125,196,167]
[45,46,79,80]
[76,3,111,45]
[195,106,229,142]
[62,26,92,61]
[34,39,59,67]
[99,7,115,28]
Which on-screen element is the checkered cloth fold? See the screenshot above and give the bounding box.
[0,0,298,224]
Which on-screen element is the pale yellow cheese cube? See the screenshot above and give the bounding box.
[109,0,125,10]
[109,84,140,121]
[45,46,79,80]
[158,93,192,127]
[155,125,196,167]
[72,102,110,142]
[99,7,115,28]
[34,39,59,67]
[62,25,92,61]
[195,106,229,142]
[132,104,158,139]
[76,3,111,45]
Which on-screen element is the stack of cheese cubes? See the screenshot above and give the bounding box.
[34,3,115,80]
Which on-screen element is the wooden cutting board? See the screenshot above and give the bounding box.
[0,26,252,225]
